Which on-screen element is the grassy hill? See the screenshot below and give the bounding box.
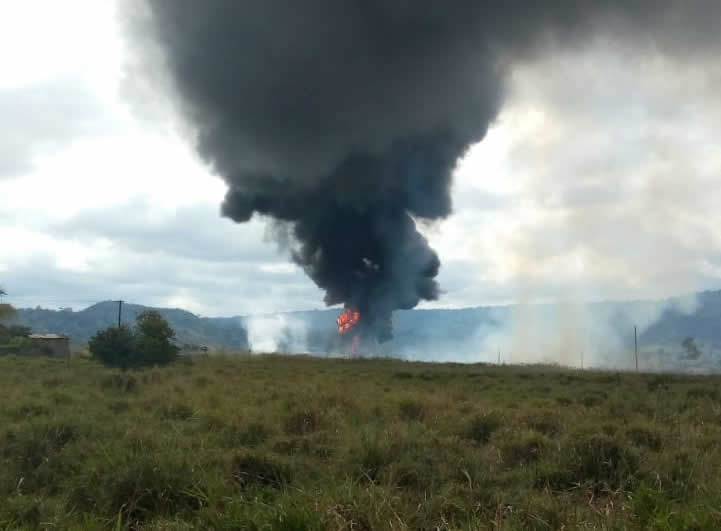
[2,354,721,529]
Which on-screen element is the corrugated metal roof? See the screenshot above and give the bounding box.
[28,334,69,340]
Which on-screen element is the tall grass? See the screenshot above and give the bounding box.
[1,354,721,529]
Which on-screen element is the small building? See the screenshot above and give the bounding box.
[26,334,71,359]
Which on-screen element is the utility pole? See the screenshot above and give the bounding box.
[634,325,638,372]
[117,300,123,328]
[580,349,584,370]
[498,350,501,365]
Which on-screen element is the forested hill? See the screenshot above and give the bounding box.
[13,301,249,349]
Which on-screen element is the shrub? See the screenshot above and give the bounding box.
[556,396,573,406]
[625,425,663,452]
[524,412,562,436]
[581,393,605,407]
[393,371,413,380]
[10,403,50,420]
[538,434,639,492]
[398,399,425,421]
[284,410,321,435]
[350,439,395,483]
[501,434,545,466]
[2,422,79,495]
[0,496,42,529]
[108,400,131,414]
[158,403,194,421]
[238,422,271,447]
[88,325,137,370]
[464,412,502,444]
[687,387,719,401]
[100,373,137,393]
[66,453,204,524]
[231,454,292,489]
[89,311,179,369]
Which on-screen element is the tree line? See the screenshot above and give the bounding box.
[2,285,179,368]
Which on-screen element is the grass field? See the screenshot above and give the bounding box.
[2,354,721,530]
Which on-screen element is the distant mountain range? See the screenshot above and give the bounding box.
[9,290,721,371]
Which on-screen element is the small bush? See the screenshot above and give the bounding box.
[238,422,271,446]
[464,412,502,444]
[41,377,62,388]
[158,403,194,421]
[2,422,79,494]
[538,434,639,492]
[687,387,719,401]
[556,396,573,406]
[108,400,131,414]
[393,371,413,380]
[50,392,73,406]
[0,496,42,529]
[501,434,545,466]
[350,439,395,483]
[224,422,271,448]
[580,394,605,407]
[625,425,663,451]
[398,399,425,421]
[602,424,618,436]
[284,410,321,435]
[10,403,50,420]
[231,454,292,489]
[194,376,210,387]
[67,454,204,524]
[100,373,137,393]
[524,412,562,436]
[647,375,670,392]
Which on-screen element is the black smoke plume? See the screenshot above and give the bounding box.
[129,1,717,341]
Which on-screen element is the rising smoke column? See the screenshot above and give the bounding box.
[128,1,718,336]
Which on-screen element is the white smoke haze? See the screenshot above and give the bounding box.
[244,314,308,354]
[388,36,718,369]
[395,294,701,370]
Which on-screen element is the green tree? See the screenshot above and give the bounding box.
[89,311,179,369]
[89,325,137,369]
[135,310,179,366]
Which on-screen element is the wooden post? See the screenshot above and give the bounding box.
[634,325,639,372]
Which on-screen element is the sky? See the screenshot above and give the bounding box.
[1,1,720,317]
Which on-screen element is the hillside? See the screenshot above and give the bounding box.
[10,290,721,369]
[13,301,248,350]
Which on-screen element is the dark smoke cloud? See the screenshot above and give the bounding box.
[128,1,719,338]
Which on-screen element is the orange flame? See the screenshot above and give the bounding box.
[336,307,360,334]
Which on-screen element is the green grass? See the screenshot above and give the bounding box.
[2,354,721,529]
